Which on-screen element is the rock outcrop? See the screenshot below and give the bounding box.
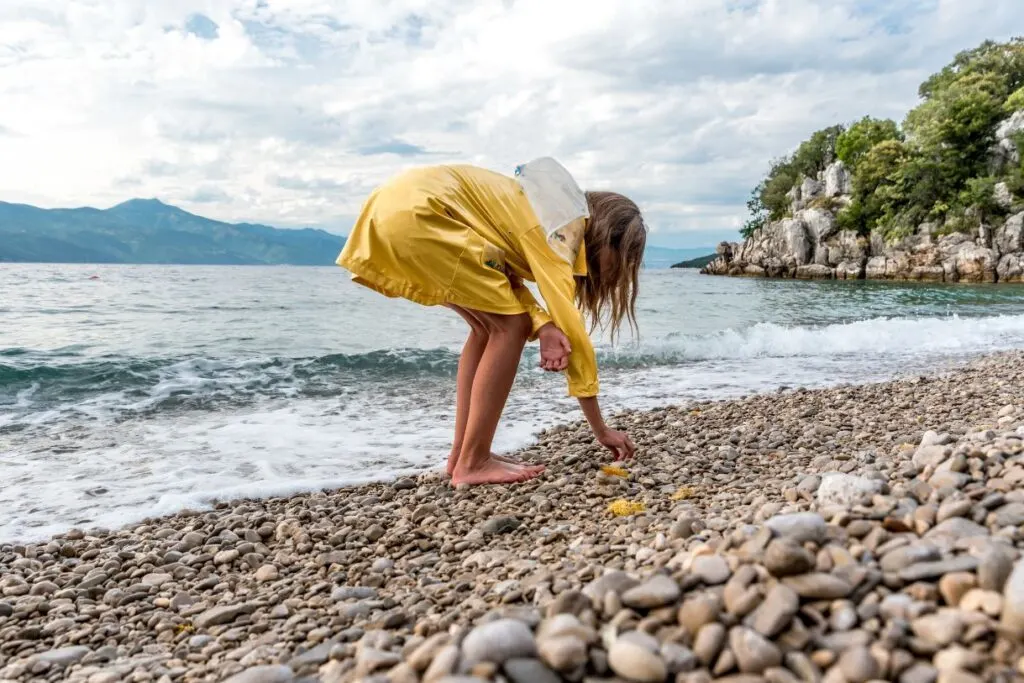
[704,158,1024,284]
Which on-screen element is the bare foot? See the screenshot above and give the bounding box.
[493,453,545,473]
[447,452,544,477]
[451,457,544,486]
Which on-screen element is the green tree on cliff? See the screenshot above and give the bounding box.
[743,37,1024,241]
[835,117,902,172]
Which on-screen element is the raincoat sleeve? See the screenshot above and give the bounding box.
[517,226,599,397]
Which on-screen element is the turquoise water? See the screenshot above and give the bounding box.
[4,263,1024,541]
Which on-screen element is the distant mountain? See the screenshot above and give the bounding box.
[643,246,716,269]
[0,198,345,265]
[0,198,712,267]
[670,253,717,269]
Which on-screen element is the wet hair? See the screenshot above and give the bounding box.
[577,191,647,342]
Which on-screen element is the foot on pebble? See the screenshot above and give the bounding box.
[450,458,543,486]
[446,452,544,477]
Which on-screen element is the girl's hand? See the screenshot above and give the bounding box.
[598,428,636,461]
[538,323,571,372]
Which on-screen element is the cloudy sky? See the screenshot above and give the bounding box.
[2,1,1023,248]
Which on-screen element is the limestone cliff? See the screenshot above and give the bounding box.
[705,111,1024,284]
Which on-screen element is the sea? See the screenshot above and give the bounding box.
[4,263,1024,543]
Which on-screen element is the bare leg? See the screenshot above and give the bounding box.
[446,305,543,477]
[446,306,488,476]
[451,310,545,486]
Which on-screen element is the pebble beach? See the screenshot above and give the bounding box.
[3,351,1024,683]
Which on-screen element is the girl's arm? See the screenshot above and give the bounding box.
[517,227,599,397]
[578,396,637,460]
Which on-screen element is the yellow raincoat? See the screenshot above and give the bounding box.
[336,158,598,397]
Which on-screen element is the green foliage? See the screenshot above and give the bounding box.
[959,176,1002,215]
[1005,86,1024,113]
[835,117,902,171]
[740,37,1024,240]
[789,125,845,178]
[835,199,867,235]
[918,37,1024,102]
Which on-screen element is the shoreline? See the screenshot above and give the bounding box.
[1,351,1023,682]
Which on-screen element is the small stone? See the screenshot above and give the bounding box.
[660,642,697,675]
[816,473,884,506]
[838,646,879,683]
[763,539,814,577]
[923,518,989,542]
[911,610,964,648]
[357,647,401,674]
[691,555,730,585]
[899,555,978,582]
[933,644,987,672]
[936,671,983,683]
[460,619,535,667]
[408,633,451,671]
[993,502,1024,527]
[900,663,938,683]
[729,626,782,674]
[671,517,699,540]
[141,572,172,587]
[170,592,194,611]
[583,570,640,604]
[88,673,121,683]
[765,512,827,543]
[537,635,587,672]
[678,593,722,637]
[782,573,852,599]
[958,588,1003,616]
[622,574,681,609]
[365,524,386,542]
[938,572,977,607]
[692,623,726,666]
[222,665,295,683]
[608,639,668,683]
[503,658,560,683]
[480,516,520,535]
[880,544,941,573]
[936,498,973,522]
[215,548,240,565]
[333,586,378,602]
[750,584,799,638]
[194,603,254,628]
[977,545,1015,591]
[188,635,214,648]
[34,646,91,667]
[255,565,279,582]
[1000,558,1024,639]
[423,645,459,681]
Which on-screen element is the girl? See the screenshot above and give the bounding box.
[337,157,644,485]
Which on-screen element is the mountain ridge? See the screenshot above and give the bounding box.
[0,198,712,267]
[0,198,345,265]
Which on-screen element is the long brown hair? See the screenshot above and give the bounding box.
[576,191,647,342]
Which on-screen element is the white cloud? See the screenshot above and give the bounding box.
[1,0,1022,247]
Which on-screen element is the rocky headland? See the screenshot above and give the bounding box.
[705,38,1024,284]
[703,111,1024,283]
[3,351,1024,682]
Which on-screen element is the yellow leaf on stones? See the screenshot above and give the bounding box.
[175,623,195,634]
[671,486,696,500]
[690,409,701,416]
[600,465,629,478]
[607,500,646,516]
